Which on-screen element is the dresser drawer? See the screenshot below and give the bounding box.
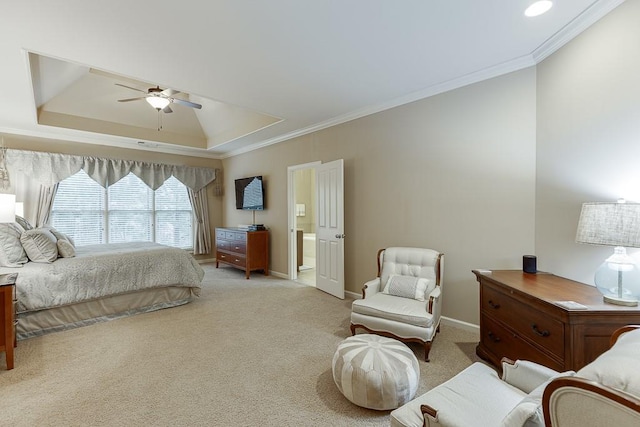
[482,284,564,358]
[216,251,246,268]
[481,315,563,371]
[217,239,246,254]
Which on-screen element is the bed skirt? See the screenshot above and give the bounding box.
[17,286,196,340]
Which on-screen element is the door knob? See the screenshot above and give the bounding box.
[335,234,345,239]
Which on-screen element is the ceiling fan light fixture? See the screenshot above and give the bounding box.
[525,0,553,17]
[145,96,170,110]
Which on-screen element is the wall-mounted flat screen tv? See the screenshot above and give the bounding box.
[235,176,265,210]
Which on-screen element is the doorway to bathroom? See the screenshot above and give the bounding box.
[291,164,317,287]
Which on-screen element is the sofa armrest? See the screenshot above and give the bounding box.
[362,278,381,299]
[501,358,561,394]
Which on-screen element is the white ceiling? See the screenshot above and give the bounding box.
[0,0,625,159]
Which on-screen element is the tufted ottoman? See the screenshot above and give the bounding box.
[332,334,420,410]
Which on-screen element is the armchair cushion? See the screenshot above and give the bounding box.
[502,359,564,394]
[390,362,525,427]
[352,293,434,328]
[501,370,575,427]
[382,274,433,301]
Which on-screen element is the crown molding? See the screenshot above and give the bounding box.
[532,0,626,62]
[223,54,536,159]
[0,125,223,160]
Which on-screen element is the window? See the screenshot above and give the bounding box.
[51,170,193,249]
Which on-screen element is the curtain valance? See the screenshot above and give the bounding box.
[6,149,216,192]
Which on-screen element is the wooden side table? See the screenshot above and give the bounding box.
[1,273,17,370]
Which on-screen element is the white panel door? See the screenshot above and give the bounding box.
[316,159,344,299]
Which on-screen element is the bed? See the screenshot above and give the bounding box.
[0,240,204,339]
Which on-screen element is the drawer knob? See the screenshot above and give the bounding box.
[487,331,501,343]
[531,323,550,337]
[488,300,500,309]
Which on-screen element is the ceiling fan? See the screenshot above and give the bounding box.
[116,83,202,113]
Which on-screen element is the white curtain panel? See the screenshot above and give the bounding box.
[188,186,212,255]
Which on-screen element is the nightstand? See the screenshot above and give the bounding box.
[1,273,17,370]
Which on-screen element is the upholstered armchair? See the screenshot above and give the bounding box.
[390,325,640,427]
[350,247,443,362]
[390,358,573,427]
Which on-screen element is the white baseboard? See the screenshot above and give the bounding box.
[269,270,288,279]
[441,316,479,333]
[345,290,360,299]
[207,266,479,332]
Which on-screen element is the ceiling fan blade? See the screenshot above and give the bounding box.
[161,88,179,97]
[172,98,202,109]
[118,97,146,102]
[115,83,148,94]
[162,105,173,114]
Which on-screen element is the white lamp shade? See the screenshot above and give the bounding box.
[15,201,23,217]
[0,193,16,223]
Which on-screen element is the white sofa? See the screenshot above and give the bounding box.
[390,325,640,427]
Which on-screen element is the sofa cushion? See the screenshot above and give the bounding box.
[20,228,59,263]
[0,223,28,267]
[577,328,640,397]
[352,293,433,328]
[382,275,433,302]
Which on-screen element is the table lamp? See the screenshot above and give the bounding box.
[0,193,16,223]
[576,201,640,306]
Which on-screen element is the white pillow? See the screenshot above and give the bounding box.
[382,274,433,301]
[0,223,28,267]
[501,371,575,427]
[49,228,75,248]
[57,239,76,258]
[15,215,33,231]
[20,228,59,263]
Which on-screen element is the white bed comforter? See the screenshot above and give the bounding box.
[0,242,204,312]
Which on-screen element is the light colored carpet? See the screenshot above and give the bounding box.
[0,264,481,426]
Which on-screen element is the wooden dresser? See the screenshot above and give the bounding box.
[1,273,17,370]
[215,227,269,279]
[473,270,640,372]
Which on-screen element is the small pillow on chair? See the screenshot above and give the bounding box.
[382,274,431,302]
[501,371,575,427]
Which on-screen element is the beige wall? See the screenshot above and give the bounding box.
[4,134,223,261]
[294,168,316,233]
[223,67,537,325]
[535,1,640,284]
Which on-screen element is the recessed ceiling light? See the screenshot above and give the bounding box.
[525,0,553,17]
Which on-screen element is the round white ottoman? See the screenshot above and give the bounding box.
[332,334,420,410]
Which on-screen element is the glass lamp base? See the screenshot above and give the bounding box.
[603,294,639,307]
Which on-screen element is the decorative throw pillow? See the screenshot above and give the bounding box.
[57,239,76,258]
[382,275,432,301]
[20,228,59,263]
[49,228,75,248]
[500,371,575,427]
[15,215,34,231]
[0,223,28,267]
